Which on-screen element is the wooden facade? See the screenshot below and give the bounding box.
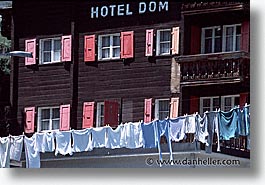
[11,1,182,134]
[10,0,249,144]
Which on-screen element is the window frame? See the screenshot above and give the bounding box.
[156,29,172,56]
[222,24,242,52]
[200,96,220,115]
[98,33,121,61]
[154,98,170,120]
[221,94,240,112]
[96,102,104,127]
[201,26,221,54]
[37,106,60,132]
[39,37,61,64]
[201,24,242,54]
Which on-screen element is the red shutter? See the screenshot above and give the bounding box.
[60,104,71,131]
[240,93,249,108]
[104,100,119,127]
[25,39,36,65]
[61,35,72,62]
[144,98,152,123]
[241,21,250,52]
[190,26,201,54]
[121,31,134,59]
[171,27,180,55]
[170,97,179,119]
[84,35,96,62]
[82,102,95,128]
[24,107,35,133]
[190,96,199,114]
[145,29,154,56]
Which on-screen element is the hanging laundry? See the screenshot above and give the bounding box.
[195,113,208,145]
[92,127,107,148]
[236,108,245,136]
[241,105,250,136]
[10,135,23,162]
[24,135,40,168]
[122,122,143,149]
[205,111,220,153]
[155,119,173,163]
[72,128,93,152]
[218,108,238,140]
[185,114,196,134]
[35,132,55,153]
[141,121,157,148]
[55,131,73,156]
[247,135,251,150]
[169,117,186,142]
[0,137,10,168]
[244,105,250,136]
[106,126,124,149]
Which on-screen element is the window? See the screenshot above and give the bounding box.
[201,24,241,54]
[98,34,120,60]
[96,102,104,127]
[200,95,240,114]
[156,29,171,56]
[39,38,61,64]
[200,97,220,114]
[223,24,241,52]
[201,26,222,54]
[155,99,170,120]
[37,107,60,131]
[221,95,240,112]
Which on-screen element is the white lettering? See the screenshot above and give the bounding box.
[109,5,116,16]
[149,1,156,12]
[159,1,168,12]
[91,2,170,18]
[101,6,108,17]
[117,4,125,16]
[91,7,98,18]
[126,4,133,15]
[139,2,146,14]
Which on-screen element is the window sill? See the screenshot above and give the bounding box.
[37,129,60,133]
[38,61,65,66]
[97,58,124,63]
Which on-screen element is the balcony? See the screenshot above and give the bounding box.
[175,51,250,86]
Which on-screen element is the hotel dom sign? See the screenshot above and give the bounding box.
[90,1,170,18]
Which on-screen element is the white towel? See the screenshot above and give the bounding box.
[55,131,73,156]
[10,135,23,161]
[195,114,209,145]
[122,122,143,149]
[35,132,55,153]
[72,129,93,152]
[92,127,107,148]
[106,126,124,149]
[24,135,40,168]
[185,115,196,134]
[0,137,10,168]
[169,117,186,142]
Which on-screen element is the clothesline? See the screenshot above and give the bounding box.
[0,104,250,168]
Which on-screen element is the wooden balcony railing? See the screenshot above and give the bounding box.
[176,52,250,84]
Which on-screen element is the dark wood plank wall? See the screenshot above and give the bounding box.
[13,1,182,130]
[77,21,181,128]
[14,2,75,130]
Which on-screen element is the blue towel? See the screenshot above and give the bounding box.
[141,122,157,148]
[218,108,238,140]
